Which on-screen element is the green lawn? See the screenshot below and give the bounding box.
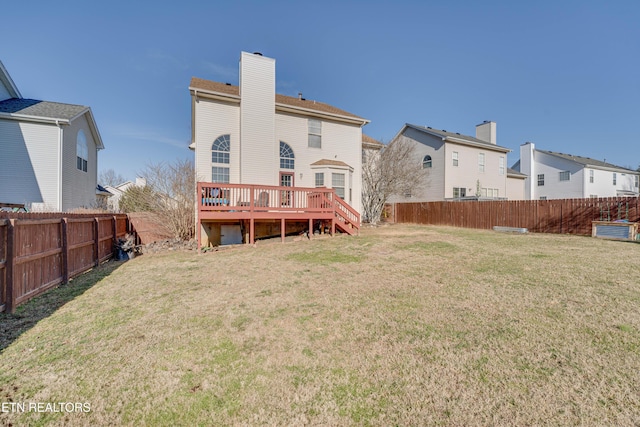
[1,224,639,426]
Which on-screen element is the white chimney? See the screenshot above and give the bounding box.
[239,51,276,184]
[520,142,535,200]
[476,121,496,145]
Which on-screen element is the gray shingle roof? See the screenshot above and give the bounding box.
[0,98,87,121]
[539,150,637,173]
[405,123,511,152]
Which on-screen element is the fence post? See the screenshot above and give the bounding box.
[61,218,69,283]
[112,216,117,258]
[93,217,99,267]
[6,219,16,313]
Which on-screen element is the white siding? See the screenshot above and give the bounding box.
[194,98,240,182]
[532,152,584,199]
[275,112,362,212]
[61,115,99,210]
[0,119,59,209]
[239,52,277,185]
[585,168,640,197]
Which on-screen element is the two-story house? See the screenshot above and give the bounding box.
[190,51,369,245]
[388,121,524,202]
[513,142,640,200]
[0,60,104,211]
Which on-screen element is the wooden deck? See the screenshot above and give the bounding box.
[197,182,360,247]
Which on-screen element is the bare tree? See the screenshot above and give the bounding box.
[362,137,428,224]
[119,159,196,240]
[99,169,125,186]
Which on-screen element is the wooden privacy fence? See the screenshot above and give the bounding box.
[390,197,640,235]
[0,214,128,313]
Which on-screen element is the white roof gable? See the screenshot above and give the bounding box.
[0,60,22,100]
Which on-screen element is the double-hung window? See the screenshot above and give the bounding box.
[559,171,570,181]
[537,174,545,186]
[332,173,345,199]
[452,151,459,167]
[478,153,485,173]
[76,130,88,172]
[308,119,321,148]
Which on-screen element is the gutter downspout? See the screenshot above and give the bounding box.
[56,119,63,211]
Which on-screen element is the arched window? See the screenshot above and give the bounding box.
[76,130,88,172]
[212,135,230,164]
[212,135,230,183]
[280,141,294,169]
[422,154,432,169]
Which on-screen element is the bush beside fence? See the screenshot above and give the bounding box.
[0,214,128,313]
[389,197,640,235]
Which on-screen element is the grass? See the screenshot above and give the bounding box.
[1,224,639,426]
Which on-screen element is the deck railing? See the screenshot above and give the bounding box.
[197,182,360,242]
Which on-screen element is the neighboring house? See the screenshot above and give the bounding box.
[190,52,369,245]
[0,60,104,211]
[388,121,518,202]
[512,142,640,200]
[104,178,147,212]
[506,168,527,200]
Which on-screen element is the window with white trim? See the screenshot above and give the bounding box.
[478,153,485,173]
[452,151,459,167]
[308,119,321,148]
[211,134,230,183]
[499,157,505,175]
[537,174,544,186]
[76,130,88,172]
[280,141,295,169]
[422,155,432,169]
[332,173,345,199]
[559,171,570,181]
[635,175,639,188]
[589,170,594,183]
[613,172,617,185]
[453,187,466,198]
[315,173,324,187]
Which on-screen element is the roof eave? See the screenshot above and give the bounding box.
[0,111,70,125]
[276,103,369,126]
[189,87,240,103]
[445,136,511,153]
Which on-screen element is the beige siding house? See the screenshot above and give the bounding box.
[0,60,104,211]
[389,121,516,202]
[189,51,369,214]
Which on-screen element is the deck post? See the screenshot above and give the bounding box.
[197,216,201,254]
[331,218,335,236]
[250,218,255,244]
[281,218,285,243]
[309,218,313,239]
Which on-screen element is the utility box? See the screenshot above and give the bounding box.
[592,221,638,241]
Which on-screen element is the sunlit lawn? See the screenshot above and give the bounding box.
[1,224,639,426]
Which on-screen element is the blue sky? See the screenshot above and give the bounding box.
[3,0,639,181]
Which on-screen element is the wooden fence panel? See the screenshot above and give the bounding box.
[0,213,129,312]
[0,220,6,312]
[12,219,64,307]
[67,219,96,278]
[391,197,640,236]
[97,217,114,262]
